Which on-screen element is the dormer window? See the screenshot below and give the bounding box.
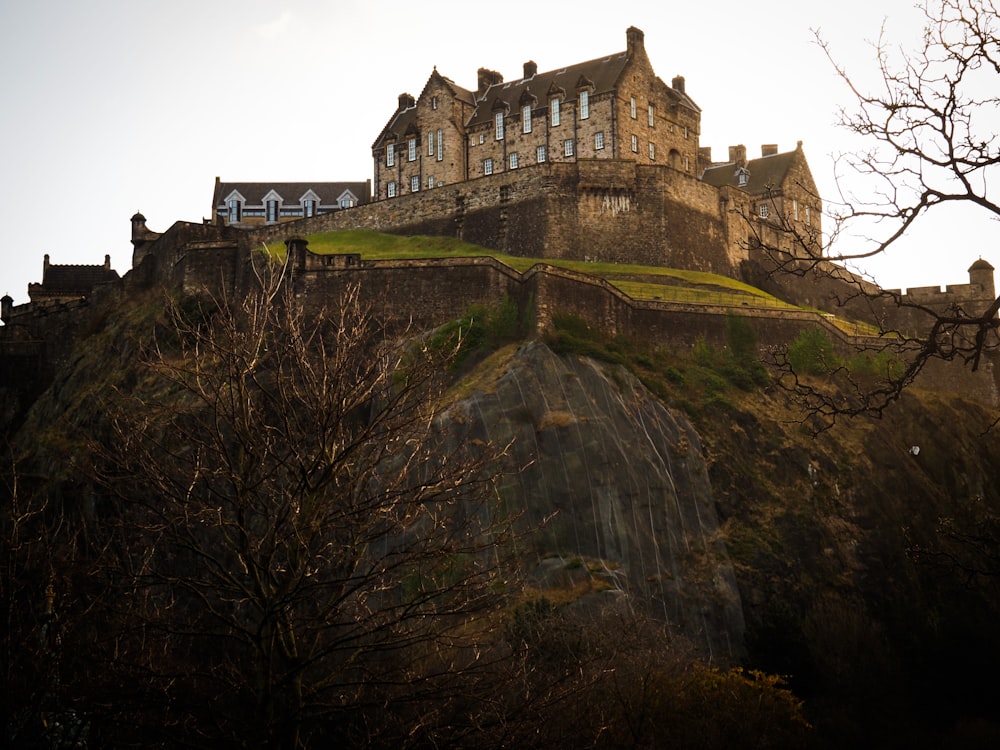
[266,200,279,223]
[300,189,321,217]
[227,198,242,224]
[737,168,749,187]
[408,137,417,161]
[550,97,561,126]
[579,90,589,119]
[495,112,505,140]
[386,144,395,167]
[522,105,532,133]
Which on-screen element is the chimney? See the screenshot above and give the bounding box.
[477,68,503,96]
[672,75,685,94]
[104,254,111,270]
[761,144,778,157]
[728,144,747,167]
[397,92,415,111]
[626,26,645,55]
[523,60,537,79]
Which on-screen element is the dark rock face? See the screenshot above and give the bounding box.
[441,342,745,660]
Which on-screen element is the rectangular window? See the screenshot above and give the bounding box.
[793,199,799,221]
[579,90,589,119]
[428,176,435,189]
[630,96,637,118]
[522,105,532,133]
[550,97,560,126]
[436,129,443,161]
[759,203,769,219]
[387,181,396,198]
[509,152,519,169]
[479,133,486,144]
[683,126,689,139]
[228,199,242,223]
[408,138,416,161]
[427,131,434,156]
[805,206,811,225]
[411,176,420,192]
[648,142,655,160]
[484,158,494,175]
[684,156,690,171]
[536,145,546,163]
[303,199,316,218]
[648,103,654,127]
[431,95,438,110]
[340,198,352,208]
[495,112,504,140]
[630,134,638,152]
[595,131,605,150]
[266,200,279,223]
[564,139,574,157]
[386,144,395,167]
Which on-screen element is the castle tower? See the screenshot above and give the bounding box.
[131,211,161,269]
[968,257,996,303]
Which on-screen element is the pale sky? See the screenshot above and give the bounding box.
[1,0,995,304]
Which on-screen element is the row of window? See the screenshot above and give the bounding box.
[386,130,446,167]
[494,91,589,141]
[757,201,812,223]
[225,197,352,223]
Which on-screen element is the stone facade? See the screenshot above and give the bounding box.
[371,28,701,201]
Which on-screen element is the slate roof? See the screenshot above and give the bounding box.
[31,256,120,299]
[701,150,799,194]
[213,181,370,208]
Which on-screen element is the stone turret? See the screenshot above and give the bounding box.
[969,257,996,301]
[131,212,161,269]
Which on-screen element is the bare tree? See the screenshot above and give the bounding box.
[748,1,1000,423]
[82,260,517,748]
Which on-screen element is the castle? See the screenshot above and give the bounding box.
[1,26,997,410]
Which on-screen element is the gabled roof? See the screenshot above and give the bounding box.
[372,68,476,150]
[701,149,799,194]
[213,181,371,207]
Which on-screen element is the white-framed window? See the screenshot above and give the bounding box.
[431,95,439,110]
[428,176,435,189]
[303,199,316,218]
[427,131,434,156]
[340,197,352,208]
[479,133,486,145]
[737,169,749,187]
[683,126,689,139]
[495,112,504,140]
[522,105,532,133]
[793,199,799,221]
[227,198,242,223]
[595,131,605,150]
[484,158,494,175]
[266,199,279,223]
[805,206,811,225]
[564,139,574,157]
[387,181,396,198]
[648,142,655,160]
[648,103,655,127]
[630,134,638,152]
[759,203,769,219]
[408,138,416,161]
[684,156,690,171]
[411,176,420,192]
[536,145,546,163]
[509,152,519,169]
[579,90,589,119]
[630,96,637,119]
[386,144,395,166]
[436,129,443,161]
[550,97,560,126]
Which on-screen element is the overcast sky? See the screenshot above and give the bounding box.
[1,0,994,304]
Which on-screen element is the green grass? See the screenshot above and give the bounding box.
[276,230,809,310]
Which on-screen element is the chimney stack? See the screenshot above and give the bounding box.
[728,144,747,167]
[626,26,645,55]
[672,75,685,94]
[397,93,415,110]
[477,68,503,96]
[761,144,778,157]
[523,60,537,79]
